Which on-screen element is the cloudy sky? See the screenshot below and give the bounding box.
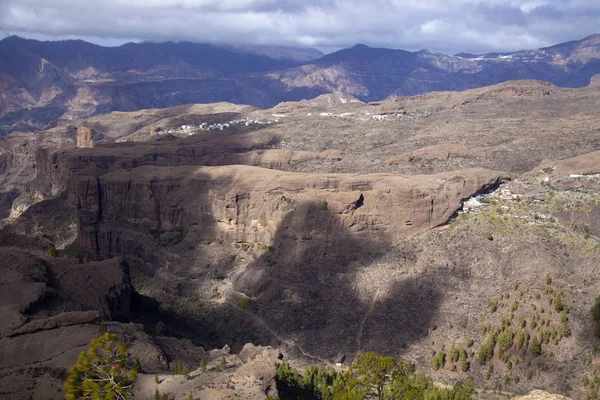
[0,0,598,54]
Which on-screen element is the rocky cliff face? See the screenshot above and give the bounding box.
[70,164,504,260]
[0,232,132,400]
[76,126,94,148]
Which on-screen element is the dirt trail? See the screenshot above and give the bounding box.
[356,288,379,352]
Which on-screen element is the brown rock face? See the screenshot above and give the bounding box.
[76,126,94,148]
[68,164,505,260]
[0,233,133,400]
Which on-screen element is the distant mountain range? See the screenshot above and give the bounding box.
[1,34,600,135]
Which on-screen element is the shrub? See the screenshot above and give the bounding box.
[172,361,191,375]
[239,298,250,309]
[530,336,542,357]
[47,247,57,257]
[489,298,499,313]
[460,348,470,372]
[554,294,564,312]
[449,345,460,363]
[562,321,572,338]
[593,296,600,339]
[432,348,446,371]
[133,358,142,373]
[526,369,533,380]
[497,329,514,355]
[216,357,226,372]
[478,332,496,365]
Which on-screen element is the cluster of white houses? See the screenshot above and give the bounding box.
[162,118,279,136]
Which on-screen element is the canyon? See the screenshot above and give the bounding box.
[0,79,600,399]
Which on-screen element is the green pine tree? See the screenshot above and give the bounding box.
[63,333,137,400]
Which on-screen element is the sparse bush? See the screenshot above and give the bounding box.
[47,247,57,257]
[497,329,514,355]
[216,357,226,372]
[592,296,600,339]
[133,358,142,373]
[449,345,460,363]
[239,298,250,309]
[432,348,446,371]
[554,294,564,312]
[460,348,470,372]
[171,361,191,375]
[478,332,496,365]
[511,300,519,312]
[530,336,542,357]
[516,331,526,350]
[489,298,499,313]
[562,321,572,337]
[526,369,533,380]
[485,364,493,380]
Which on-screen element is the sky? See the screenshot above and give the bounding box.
[0,0,599,55]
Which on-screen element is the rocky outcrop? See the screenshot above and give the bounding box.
[70,164,505,260]
[133,343,281,400]
[0,244,131,338]
[76,126,94,148]
[0,234,133,400]
[512,391,572,400]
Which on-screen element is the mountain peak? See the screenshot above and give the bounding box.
[0,35,26,43]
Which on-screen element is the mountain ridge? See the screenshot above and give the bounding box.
[2,34,600,135]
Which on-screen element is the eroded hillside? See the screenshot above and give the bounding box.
[1,81,600,399]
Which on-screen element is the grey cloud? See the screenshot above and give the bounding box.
[0,0,598,55]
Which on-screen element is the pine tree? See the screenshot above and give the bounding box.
[530,336,542,357]
[64,333,137,400]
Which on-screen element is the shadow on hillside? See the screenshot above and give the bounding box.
[0,189,20,219]
[232,200,448,359]
[32,131,456,359]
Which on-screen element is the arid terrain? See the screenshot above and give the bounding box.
[3,34,600,135]
[1,79,600,399]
